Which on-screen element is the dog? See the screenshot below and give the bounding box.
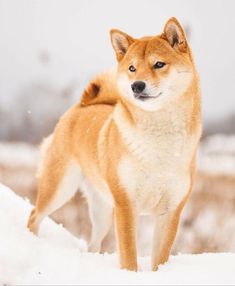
[28,17,201,271]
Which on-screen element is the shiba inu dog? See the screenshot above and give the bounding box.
[28,17,201,271]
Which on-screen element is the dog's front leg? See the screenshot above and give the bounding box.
[114,200,137,271]
[151,196,188,271]
[151,208,180,271]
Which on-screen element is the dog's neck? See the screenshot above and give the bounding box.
[115,95,190,131]
[112,80,201,147]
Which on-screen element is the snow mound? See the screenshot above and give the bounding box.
[0,183,235,285]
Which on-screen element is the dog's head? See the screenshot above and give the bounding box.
[110,18,195,111]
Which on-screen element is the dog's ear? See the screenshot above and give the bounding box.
[110,29,135,61]
[162,17,188,53]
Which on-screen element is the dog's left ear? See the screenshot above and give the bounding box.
[162,17,188,52]
[110,29,135,61]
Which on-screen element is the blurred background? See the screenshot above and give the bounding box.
[0,0,235,255]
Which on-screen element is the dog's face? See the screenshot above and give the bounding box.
[110,18,194,111]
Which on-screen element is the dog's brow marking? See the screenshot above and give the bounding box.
[143,41,149,60]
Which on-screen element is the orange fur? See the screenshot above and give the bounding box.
[28,17,201,271]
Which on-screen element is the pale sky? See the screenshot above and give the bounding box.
[0,0,234,124]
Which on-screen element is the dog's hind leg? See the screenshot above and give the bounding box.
[82,182,113,253]
[27,152,80,235]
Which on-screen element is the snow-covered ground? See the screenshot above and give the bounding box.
[1,183,235,285]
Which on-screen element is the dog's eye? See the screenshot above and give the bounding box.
[153,61,166,69]
[129,65,136,72]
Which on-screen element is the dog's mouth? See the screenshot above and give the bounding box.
[133,92,162,101]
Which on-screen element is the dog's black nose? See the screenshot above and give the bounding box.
[131,81,146,94]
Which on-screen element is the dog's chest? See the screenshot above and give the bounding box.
[118,120,193,213]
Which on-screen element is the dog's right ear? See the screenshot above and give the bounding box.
[162,17,188,53]
[110,29,135,61]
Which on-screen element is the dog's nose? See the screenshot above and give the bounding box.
[131,81,146,94]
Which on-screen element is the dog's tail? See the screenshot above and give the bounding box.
[80,70,120,107]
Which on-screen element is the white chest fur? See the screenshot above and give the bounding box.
[115,104,194,214]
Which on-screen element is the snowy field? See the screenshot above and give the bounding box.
[1,183,235,285]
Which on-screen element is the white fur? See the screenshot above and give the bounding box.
[114,101,193,215]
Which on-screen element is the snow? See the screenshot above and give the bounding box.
[198,134,235,176]
[1,183,235,285]
[0,142,39,168]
